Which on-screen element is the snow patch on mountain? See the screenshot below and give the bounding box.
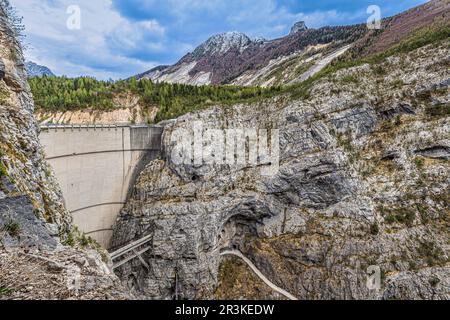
[25,61,54,78]
[192,31,259,57]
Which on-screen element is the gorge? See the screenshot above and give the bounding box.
[0,0,449,301]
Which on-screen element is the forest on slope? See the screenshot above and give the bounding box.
[30,77,282,123]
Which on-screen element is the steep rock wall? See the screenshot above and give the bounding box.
[0,7,71,244]
[112,41,450,300]
[0,5,133,300]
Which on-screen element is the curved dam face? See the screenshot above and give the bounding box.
[39,125,162,248]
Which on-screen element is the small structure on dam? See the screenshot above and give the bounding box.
[39,125,162,248]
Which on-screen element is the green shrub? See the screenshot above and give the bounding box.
[336,133,354,153]
[391,79,405,88]
[0,87,10,105]
[426,103,450,119]
[370,222,379,235]
[385,208,416,227]
[341,74,358,84]
[2,219,21,237]
[79,233,97,248]
[63,231,75,247]
[414,157,425,169]
[372,65,386,76]
[0,162,7,178]
[0,287,13,297]
[429,277,440,287]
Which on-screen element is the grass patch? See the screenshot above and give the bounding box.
[0,162,7,178]
[426,103,450,120]
[0,287,13,297]
[0,87,10,105]
[384,208,416,227]
[79,233,97,248]
[370,222,379,235]
[293,61,315,78]
[417,241,446,267]
[414,157,425,170]
[337,133,354,153]
[2,219,21,237]
[28,25,450,122]
[335,132,361,164]
[341,74,359,84]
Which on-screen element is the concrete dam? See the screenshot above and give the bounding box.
[39,125,162,248]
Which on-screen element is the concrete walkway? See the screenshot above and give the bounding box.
[220,250,298,300]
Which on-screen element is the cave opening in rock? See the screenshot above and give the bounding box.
[218,214,260,252]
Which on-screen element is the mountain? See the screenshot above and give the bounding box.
[289,21,308,35]
[136,0,449,87]
[348,0,450,58]
[25,61,54,77]
[137,31,266,85]
[112,1,450,300]
[191,31,259,57]
[137,23,367,86]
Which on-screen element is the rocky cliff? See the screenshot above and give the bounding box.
[137,23,366,86]
[0,6,70,242]
[0,4,132,300]
[112,35,450,299]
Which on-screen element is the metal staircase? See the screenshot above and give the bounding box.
[109,235,153,270]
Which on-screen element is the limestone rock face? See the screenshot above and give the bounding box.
[0,8,71,242]
[0,6,133,300]
[289,21,308,35]
[112,41,450,300]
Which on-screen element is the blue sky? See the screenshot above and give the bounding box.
[11,0,428,79]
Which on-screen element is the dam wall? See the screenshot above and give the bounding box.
[39,125,162,248]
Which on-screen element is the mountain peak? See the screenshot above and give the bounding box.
[193,31,256,58]
[25,61,54,78]
[289,21,308,35]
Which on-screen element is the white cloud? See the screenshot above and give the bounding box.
[107,19,166,55]
[11,0,159,79]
